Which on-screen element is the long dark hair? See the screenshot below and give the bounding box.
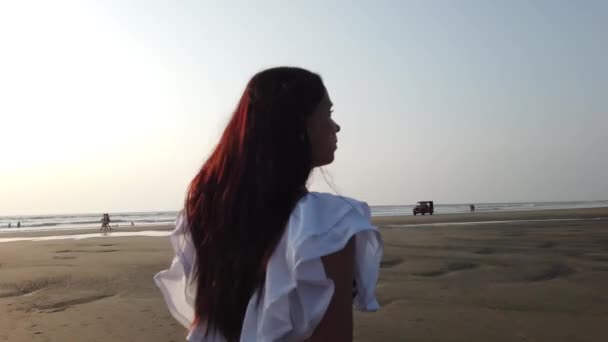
[185,67,326,340]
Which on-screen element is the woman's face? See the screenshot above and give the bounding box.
[307,90,341,167]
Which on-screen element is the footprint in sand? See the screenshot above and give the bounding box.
[563,249,584,257]
[413,262,479,277]
[378,297,408,307]
[55,249,118,254]
[537,241,556,248]
[522,263,574,282]
[380,257,403,268]
[0,277,67,298]
[34,294,114,313]
[474,247,495,255]
[78,243,116,247]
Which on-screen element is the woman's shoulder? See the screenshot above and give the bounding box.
[294,191,371,220]
[256,192,382,341]
[285,192,375,248]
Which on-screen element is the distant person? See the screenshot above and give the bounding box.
[470,204,475,213]
[105,213,113,230]
[100,213,110,232]
[17,221,20,228]
[154,67,383,341]
[131,221,134,226]
[8,222,11,228]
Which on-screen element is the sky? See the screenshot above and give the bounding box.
[1,0,606,215]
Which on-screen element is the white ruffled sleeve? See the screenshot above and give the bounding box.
[153,212,197,329]
[246,193,384,341]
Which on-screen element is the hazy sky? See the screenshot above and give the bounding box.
[1,0,606,215]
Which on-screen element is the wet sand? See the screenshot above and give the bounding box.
[1,208,608,341]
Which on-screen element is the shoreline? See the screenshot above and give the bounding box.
[371,206,608,225]
[0,224,173,239]
[1,207,607,241]
[2,203,607,238]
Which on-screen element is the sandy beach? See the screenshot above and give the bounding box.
[2,208,608,341]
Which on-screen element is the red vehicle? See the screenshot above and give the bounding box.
[413,201,434,215]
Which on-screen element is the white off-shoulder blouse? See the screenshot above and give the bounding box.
[154,192,383,341]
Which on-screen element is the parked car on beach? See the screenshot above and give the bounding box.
[413,201,434,215]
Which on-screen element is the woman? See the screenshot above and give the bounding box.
[155,67,383,341]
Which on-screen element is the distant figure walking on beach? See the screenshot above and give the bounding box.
[8,222,11,228]
[154,67,383,341]
[17,221,20,228]
[100,213,111,233]
[470,204,475,213]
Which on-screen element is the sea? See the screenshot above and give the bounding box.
[1,200,607,233]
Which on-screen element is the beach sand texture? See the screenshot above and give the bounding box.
[1,208,608,341]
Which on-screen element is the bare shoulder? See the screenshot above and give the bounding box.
[320,237,355,276]
[308,237,355,342]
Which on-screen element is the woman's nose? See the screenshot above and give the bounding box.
[334,121,341,133]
